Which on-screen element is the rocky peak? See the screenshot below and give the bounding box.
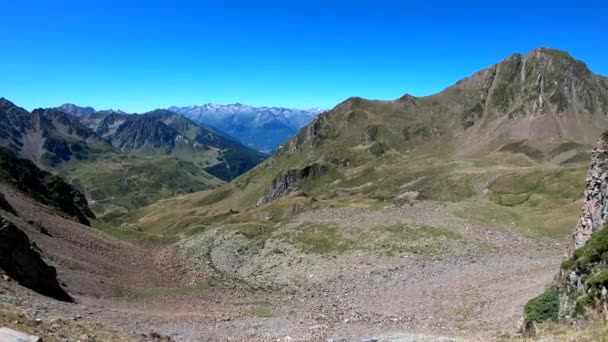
[57,103,96,117]
[452,47,608,126]
[0,97,16,108]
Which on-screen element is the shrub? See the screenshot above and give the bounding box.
[524,285,559,325]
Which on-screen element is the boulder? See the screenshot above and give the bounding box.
[0,328,42,342]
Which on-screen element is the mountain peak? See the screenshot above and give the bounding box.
[57,103,97,116]
[0,97,17,107]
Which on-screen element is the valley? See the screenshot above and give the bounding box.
[0,187,564,341]
[1,47,608,341]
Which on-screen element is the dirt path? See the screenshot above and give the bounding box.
[0,197,564,341]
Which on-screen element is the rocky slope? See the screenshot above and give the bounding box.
[0,216,72,302]
[169,103,324,152]
[0,147,94,225]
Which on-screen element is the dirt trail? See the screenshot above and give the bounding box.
[0,192,564,341]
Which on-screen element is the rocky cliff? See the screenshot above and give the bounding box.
[256,163,329,206]
[557,135,608,321]
[523,134,608,335]
[572,136,608,249]
[0,217,73,302]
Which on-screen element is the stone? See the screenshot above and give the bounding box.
[256,163,330,206]
[0,327,42,342]
[572,137,608,250]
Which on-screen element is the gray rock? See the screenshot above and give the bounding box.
[572,137,608,250]
[256,163,329,206]
[0,327,42,342]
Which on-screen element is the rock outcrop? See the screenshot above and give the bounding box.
[0,217,73,302]
[572,136,608,250]
[559,135,608,321]
[522,134,608,335]
[0,192,17,216]
[256,163,329,206]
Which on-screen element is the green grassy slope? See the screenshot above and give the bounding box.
[60,155,223,221]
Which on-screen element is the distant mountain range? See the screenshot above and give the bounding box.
[59,103,325,153]
[168,104,325,153]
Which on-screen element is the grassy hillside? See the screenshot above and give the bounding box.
[60,155,223,221]
[123,145,588,240]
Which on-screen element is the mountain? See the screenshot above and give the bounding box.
[73,108,267,181]
[280,48,608,160]
[0,98,117,168]
[0,99,264,220]
[57,103,96,117]
[231,48,607,207]
[130,48,606,237]
[168,103,325,152]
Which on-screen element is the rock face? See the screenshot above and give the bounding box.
[525,134,608,330]
[572,136,608,250]
[520,134,608,335]
[256,163,329,206]
[0,192,17,216]
[0,217,73,302]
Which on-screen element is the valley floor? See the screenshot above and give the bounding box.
[0,188,564,341]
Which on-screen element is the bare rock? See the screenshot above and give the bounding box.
[572,136,608,250]
[256,163,330,206]
[0,216,73,302]
[0,327,42,342]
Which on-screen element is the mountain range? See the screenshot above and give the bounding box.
[133,47,608,233]
[2,47,608,341]
[0,99,266,219]
[168,103,325,152]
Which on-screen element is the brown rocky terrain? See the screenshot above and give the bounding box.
[0,179,565,341]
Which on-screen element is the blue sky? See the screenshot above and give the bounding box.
[1,0,607,112]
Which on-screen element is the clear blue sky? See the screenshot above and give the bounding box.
[1,0,607,112]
